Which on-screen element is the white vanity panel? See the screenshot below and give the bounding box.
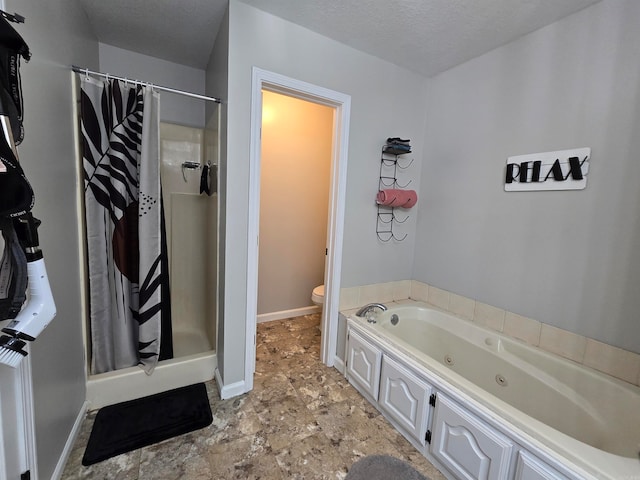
[346,329,382,400]
[515,451,569,480]
[431,393,514,480]
[379,355,432,445]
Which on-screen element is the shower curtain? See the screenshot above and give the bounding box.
[80,77,172,375]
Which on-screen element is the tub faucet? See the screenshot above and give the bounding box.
[355,303,387,323]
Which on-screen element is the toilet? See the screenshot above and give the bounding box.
[311,285,324,307]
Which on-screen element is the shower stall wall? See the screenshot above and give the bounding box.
[159,122,217,357]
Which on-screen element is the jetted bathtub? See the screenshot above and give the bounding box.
[347,302,640,480]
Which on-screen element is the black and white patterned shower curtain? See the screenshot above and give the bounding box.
[80,77,172,374]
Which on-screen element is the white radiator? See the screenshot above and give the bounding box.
[0,348,38,480]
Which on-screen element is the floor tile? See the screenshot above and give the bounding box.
[274,433,350,480]
[204,432,284,479]
[138,433,211,480]
[204,393,262,444]
[253,393,322,451]
[68,450,141,480]
[313,400,388,445]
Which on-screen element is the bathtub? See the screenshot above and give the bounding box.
[347,302,640,480]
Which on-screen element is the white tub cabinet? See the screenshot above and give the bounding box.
[514,452,569,480]
[345,329,382,400]
[379,355,433,446]
[431,393,514,480]
[345,320,585,480]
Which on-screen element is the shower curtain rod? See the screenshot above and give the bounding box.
[72,65,221,103]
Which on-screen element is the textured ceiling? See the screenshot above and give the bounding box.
[241,0,601,77]
[79,0,601,76]
[78,0,228,68]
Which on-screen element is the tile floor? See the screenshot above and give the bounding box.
[61,314,447,479]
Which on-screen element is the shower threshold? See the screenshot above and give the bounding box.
[86,350,217,410]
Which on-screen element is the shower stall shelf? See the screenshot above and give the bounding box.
[376,145,413,242]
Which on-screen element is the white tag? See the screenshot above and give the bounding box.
[505,148,590,192]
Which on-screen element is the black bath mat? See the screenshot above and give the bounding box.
[82,382,212,466]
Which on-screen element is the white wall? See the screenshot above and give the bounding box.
[415,0,640,354]
[3,0,98,477]
[205,4,229,380]
[258,91,332,315]
[220,0,428,385]
[99,43,206,128]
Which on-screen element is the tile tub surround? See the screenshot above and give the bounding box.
[61,314,446,480]
[340,280,640,387]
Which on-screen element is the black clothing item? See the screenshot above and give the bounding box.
[0,131,33,218]
[0,15,30,144]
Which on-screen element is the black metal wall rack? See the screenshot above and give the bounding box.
[376,144,414,242]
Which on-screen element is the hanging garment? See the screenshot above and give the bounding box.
[0,140,30,321]
[199,163,217,196]
[199,163,210,195]
[0,217,27,320]
[80,77,172,374]
[0,15,30,145]
[0,16,32,322]
[0,124,33,219]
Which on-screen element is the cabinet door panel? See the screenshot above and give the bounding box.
[346,329,382,399]
[515,451,569,480]
[379,355,432,445]
[431,394,514,480]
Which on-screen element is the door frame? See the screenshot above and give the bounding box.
[245,67,351,390]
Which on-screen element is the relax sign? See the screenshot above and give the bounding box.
[505,148,590,191]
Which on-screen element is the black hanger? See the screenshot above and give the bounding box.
[0,10,24,24]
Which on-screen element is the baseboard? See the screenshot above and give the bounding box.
[51,400,89,480]
[257,305,321,324]
[215,368,247,399]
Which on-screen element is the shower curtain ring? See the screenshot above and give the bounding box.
[84,68,89,81]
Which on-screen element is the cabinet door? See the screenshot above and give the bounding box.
[515,451,569,480]
[379,355,432,445]
[346,329,382,400]
[431,394,514,480]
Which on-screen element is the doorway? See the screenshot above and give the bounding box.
[257,91,332,321]
[246,68,351,391]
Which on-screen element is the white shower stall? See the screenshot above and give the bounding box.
[83,105,219,409]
